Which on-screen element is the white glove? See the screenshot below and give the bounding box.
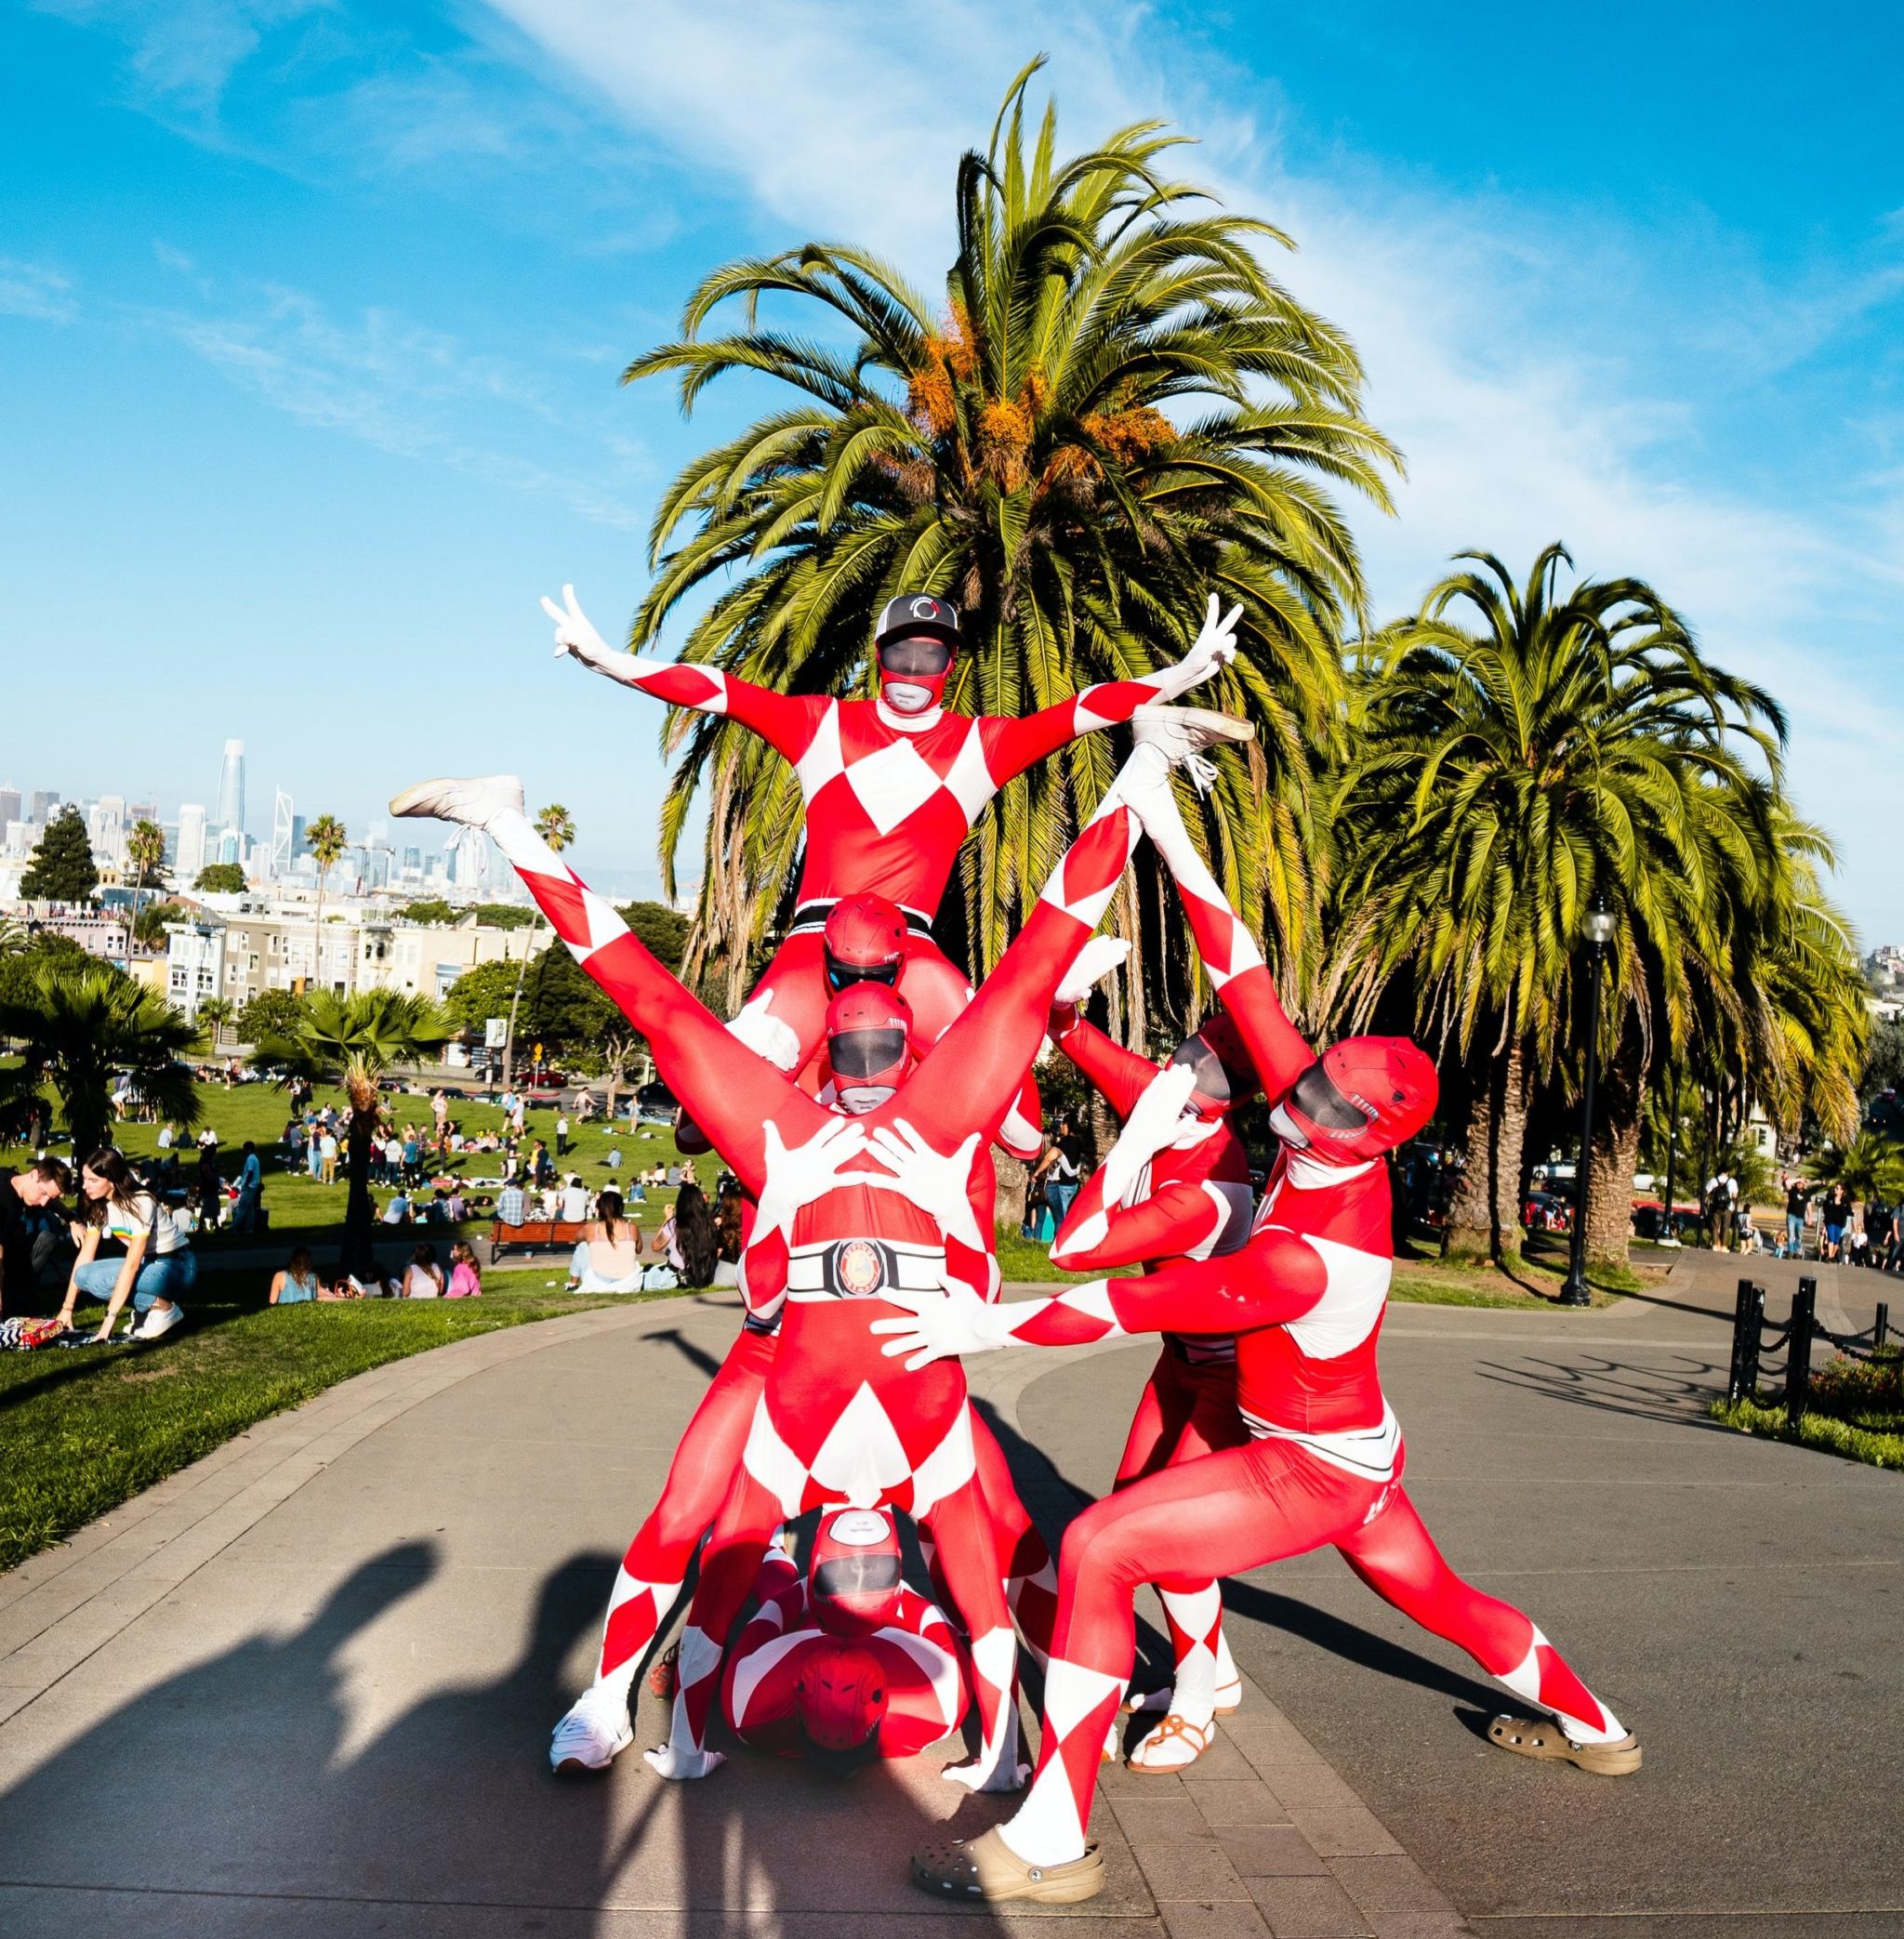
[1150,593,1241,699]
[643,1741,726,1781]
[542,584,628,676]
[754,1116,869,1246]
[1101,1062,1199,1207]
[869,1273,1012,1370]
[1054,934,1131,1009]
[856,1121,984,1252]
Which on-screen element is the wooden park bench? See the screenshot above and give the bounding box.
[488,1217,590,1264]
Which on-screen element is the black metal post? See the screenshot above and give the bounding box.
[1785,1276,1817,1423]
[1876,1301,1889,1352]
[1727,1277,1755,1404]
[1741,1284,1765,1397]
[1559,934,1608,1307]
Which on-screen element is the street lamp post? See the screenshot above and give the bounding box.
[1560,898,1619,1307]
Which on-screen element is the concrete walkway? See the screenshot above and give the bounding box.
[0,1260,1897,1935]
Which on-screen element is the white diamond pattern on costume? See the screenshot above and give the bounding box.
[907,1405,977,1515]
[742,1397,813,1516]
[942,728,998,822]
[793,705,845,796]
[970,1624,1018,1694]
[1058,1280,1118,1326]
[841,736,945,837]
[808,1383,915,1507]
[1040,1657,1125,1743]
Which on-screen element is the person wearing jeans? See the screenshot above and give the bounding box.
[56,1148,198,1343]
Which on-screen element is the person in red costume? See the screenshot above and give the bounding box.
[1043,965,1259,1769]
[391,743,1175,1794]
[875,732,1642,1905]
[542,582,1237,1084]
[721,1509,970,1767]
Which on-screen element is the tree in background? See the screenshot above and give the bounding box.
[20,808,99,904]
[1329,545,1790,1266]
[503,804,574,1085]
[395,897,456,927]
[470,903,537,930]
[305,813,348,996]
[623,60,1394,1022]
[193,862,245,893]
[620,900,690,973]
[195,996,236,1053]
[0,965,198,1159]
[126,818,167,943]
[133,899,188,950]
[252,991,452,1277]
[236,987,310,1047]
[1862,1020,1904,1102]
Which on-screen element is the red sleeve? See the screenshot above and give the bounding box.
[979,678,1178,784]
[1170,876,1315,1103]
[1053,1015,1159,1120]
[1000,1225,1328,1344]
[713,679,829,762]
[1050,1174,1224,1271]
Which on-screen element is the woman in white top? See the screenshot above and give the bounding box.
[565,1189,642,1293]
[55,1148,198,1342]
[402,1243,445,1299]
[560,1174,591,1222]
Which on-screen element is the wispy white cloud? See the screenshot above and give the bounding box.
[0,256,79,322]
[149,278,649,529]
[484,0,1904,935]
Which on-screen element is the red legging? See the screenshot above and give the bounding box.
[590,1323,776,1698]
[1009,1434,1622,1861]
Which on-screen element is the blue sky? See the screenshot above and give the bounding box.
[4,0,1900,934]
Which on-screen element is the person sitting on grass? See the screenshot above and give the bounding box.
[56,1148,197,1342]
[0,1157,72,1319]
[447,1241,483,1299]
[564,1189,642,1294]
[270,1246,323,1305]
[403,1243,444,1299]
[381,1187,413,1227]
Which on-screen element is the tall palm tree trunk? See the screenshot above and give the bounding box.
[1585,1036,1643,1266]
[1443,1035,1530,1262]
[341,1097,378,1279]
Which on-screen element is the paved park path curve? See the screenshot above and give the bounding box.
[1,1256,1897,1937]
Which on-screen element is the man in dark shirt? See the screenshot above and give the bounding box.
[0,1158,73,1315]
[1784,1179,1809,1258]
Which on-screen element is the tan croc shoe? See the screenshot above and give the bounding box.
[910,1827,1105,1904]
[1127,1711,1216,1774]
[1488,1714,1642,1776]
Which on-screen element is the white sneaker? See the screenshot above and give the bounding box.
[549,1690,634,1774]
[132,1305,183,1341]
[1131,705,1254,763]
[389,775,525,831]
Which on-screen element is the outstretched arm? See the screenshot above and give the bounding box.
[1050,1011,1160,1121]
[979,596,1241,783]
[871,1223,1330,1366]
[1049,1174,1233,1272]
[544,586,825,763]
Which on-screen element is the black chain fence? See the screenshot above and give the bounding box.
[1726,1274,1892,1423]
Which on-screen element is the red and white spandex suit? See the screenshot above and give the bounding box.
[880,768,1637,1882]
[721,1509,969,1765]
[392,771,1146,1792]
[546,583,1229,1080]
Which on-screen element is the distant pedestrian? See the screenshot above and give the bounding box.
[319,1129,338,1185]
[231,1141,263,1233]
[556,1112,571,1157]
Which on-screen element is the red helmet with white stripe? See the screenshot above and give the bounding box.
[808,1506,905,1638]
[1273,1036,1437,1165]
[823,895,907,992]
[794,1640,889,1759]
[826,983,914,1109]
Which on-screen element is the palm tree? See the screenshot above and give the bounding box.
[1329,544,1787,1265]
[196,996,236,1054]
[622,61,1397,1022]
[252,990,453,1277]
[305,814,348,997]
[502,804,575,1088]
[0,965,199,1160]
[126,819,166,950]
[1809,1131,1904,1205]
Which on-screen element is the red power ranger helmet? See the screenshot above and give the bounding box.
[1276,1036,1437,1166]
[1168,1010,1258,1118]
[826,983,913,1097]
[793,1639,889,1760]
[823,895,908,993]
[809,1506,906,1638]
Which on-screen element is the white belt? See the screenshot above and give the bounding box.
[785,1236,945,1301]
[1239,1400,1402,1484]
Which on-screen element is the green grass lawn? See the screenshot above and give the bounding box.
[0,1264,658,1574]
[1710,1346,1904,1471]
[83,1075,695,1254]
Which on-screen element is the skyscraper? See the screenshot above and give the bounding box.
[216,740,245,838]
[28,790,57,821]
[177,804,208,878]
[271,787,296,878]
[0,786,20,831]
[90,796,127,870]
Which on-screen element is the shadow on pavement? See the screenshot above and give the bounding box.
[1474,1350,1731,1426]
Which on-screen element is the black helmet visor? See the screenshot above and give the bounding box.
[828,1027,908,1081]
[877,635,954,677]
[1290,1061,1370,1131]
